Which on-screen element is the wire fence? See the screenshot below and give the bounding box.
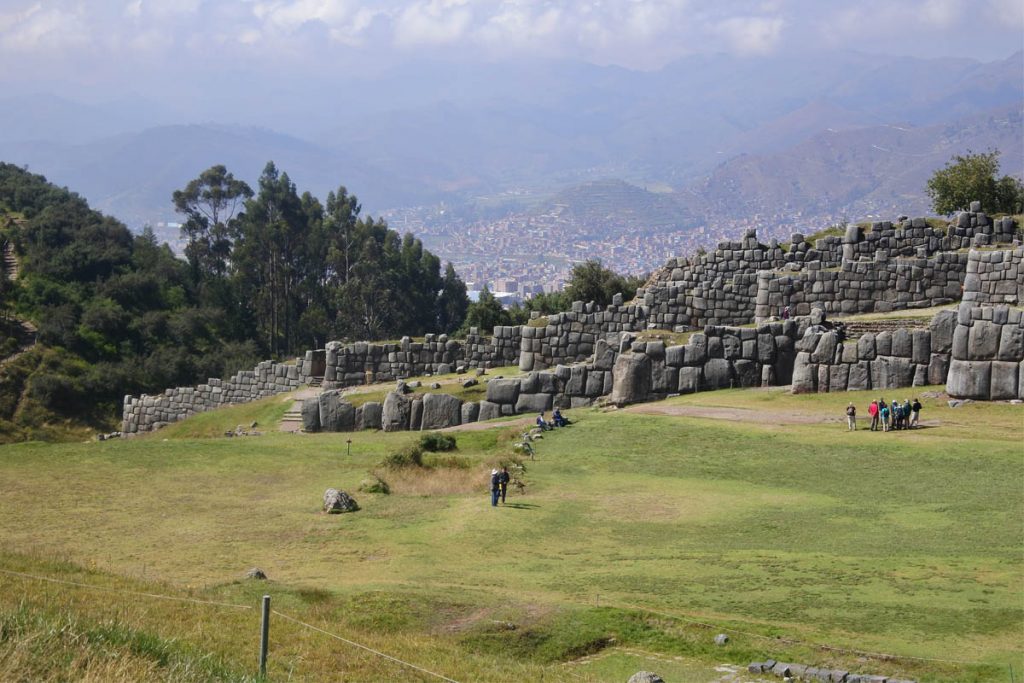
[0,564,987,681]
[0,566,464,682]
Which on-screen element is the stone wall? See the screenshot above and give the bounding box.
[124,204,1021,433]
[518,297,647,372]
[644,207,1014,330]
[122,359,305,433]
[608,321,804,406]
[963,247,1024,306]
[755,251,967,320]
[790,311,955,394]
[946,303,1024,400]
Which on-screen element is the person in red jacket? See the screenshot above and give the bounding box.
[868,399,879,431]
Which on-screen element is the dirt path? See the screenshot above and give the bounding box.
[439,416,534,432]
[624,403,832,425]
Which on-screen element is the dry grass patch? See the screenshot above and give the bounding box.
[373,465,489,496]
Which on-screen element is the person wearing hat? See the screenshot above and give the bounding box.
[490,469,501,507]
[845,402,857,431]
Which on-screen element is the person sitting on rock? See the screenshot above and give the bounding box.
[552,407,570,427]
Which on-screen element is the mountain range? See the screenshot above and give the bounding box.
[0,50,1020,232]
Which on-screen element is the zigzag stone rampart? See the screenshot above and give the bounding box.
[122,203,1022,434]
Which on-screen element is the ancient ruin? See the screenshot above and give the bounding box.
[122,203,1023,434]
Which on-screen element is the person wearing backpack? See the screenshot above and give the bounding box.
[498,466,510,504]
[846,402,857,431]
[880,401,890,432]
[490,469,501,507]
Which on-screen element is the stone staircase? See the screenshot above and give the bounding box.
[307,375,324,388]
[842,318,931,338]
[280,401,305,432]
[2,240,19,281]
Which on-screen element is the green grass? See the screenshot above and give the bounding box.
[152,393,293,439]
[636,329,693,346]
[344,365,522,407]
[0,387,1020,681]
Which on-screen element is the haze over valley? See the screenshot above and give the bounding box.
[0,2,1021,294]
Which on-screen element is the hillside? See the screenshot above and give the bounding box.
[0,387,1020,681]
[538,179,695,238]
[683,103,1024,221]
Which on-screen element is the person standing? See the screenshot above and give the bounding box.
[846,402,857,431]
[910,397,922,428]
[498,466,510,504]
[868,399,879,431]
[490,469,501,507]
[879,400,890,432]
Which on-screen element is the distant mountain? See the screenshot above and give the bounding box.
[539,179,693,237]
[0,125,435,226]
[0,51,1020,227]
[682,104,1024,221]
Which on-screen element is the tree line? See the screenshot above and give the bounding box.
[0,161,644,431]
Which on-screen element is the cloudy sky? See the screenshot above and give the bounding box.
[1,0,1021,84]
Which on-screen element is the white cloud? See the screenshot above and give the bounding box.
[0,3,89,51]
[715,15,784,55]
[394,0,473,47]
[920,0,963,28]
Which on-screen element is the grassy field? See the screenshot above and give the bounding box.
[0,386,1020,682]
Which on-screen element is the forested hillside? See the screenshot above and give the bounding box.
[0,162,468,441]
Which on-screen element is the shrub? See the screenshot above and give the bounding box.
[419,432,457,452]
[358,475,390,494]
[381,444,424,469]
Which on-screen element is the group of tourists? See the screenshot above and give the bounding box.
[490,467,510,506]
[536,408,570,431]
[846,398,923,431]
[489,408,573,506]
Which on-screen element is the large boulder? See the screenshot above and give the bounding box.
[928,354,950,385]
[678,366,703,393]
[477,400,502,421]
[323,488,359,514]
[627,672,665,683]
[461,401,480,424]
[946,359,992,399]
[360,401,383,430]
[318,390,355,432]
[382,391,411,432]
[857,333,876,361]
[791,353,816,393]
[609,353,652,405]
[301,398,321,432]
[733,359,760,388]
[703,358,733,390]
[516,392,553,414]
[891,328,912,358]
[998,324,1024,361]
[410,398,424,430]
[968,320,1001,360]
[486,378,521,405]
[420,393,463,430]
[930,309,957,354]
[990,361,1019,400]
